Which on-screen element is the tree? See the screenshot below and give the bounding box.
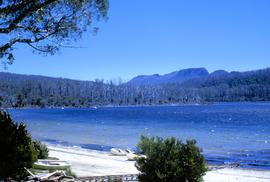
[0,110,37,181]
[0,0,109,64]
[135,136,207,182]
[33,140,49,159]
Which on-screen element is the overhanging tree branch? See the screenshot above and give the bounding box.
[0,0,57,34]
[0,0,109,64]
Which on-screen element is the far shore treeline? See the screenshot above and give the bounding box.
[0,68,270,108]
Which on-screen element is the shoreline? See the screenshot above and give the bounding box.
[48,145,270,182]
[44,141,270,171]
[48,145,138,177]
[4,101,270,110]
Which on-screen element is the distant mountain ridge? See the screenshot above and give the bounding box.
[128,68,209,85]
[0,67,269,108]
[128,68,230,85]
[209,70,229,77]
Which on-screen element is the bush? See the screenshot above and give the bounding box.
[135,136,207,182]
[33,140,49,159]
[0,110,37,181]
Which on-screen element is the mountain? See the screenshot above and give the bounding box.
[0,67,270,108]
[209,70,229,77]
[128,68,209,85]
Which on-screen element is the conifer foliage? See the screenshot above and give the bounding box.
[135,136,207,182]
[0,110,37,180]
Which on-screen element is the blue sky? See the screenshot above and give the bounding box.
[2,0,270,81]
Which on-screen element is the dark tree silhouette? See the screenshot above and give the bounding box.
[0,110,37,181]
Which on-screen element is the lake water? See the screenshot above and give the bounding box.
[8,103,270,169]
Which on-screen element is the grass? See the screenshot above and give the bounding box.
[46,156,60,160]
[33,163,70,170]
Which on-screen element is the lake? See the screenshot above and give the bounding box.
[8,103,270,169]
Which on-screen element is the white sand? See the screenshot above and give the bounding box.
[48,145,138,177]
[48,145,270,181]
[204,168,270,182]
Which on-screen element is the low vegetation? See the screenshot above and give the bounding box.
[33,140,49,159]
[0,110,37,180]
[0,110,77,181]
[135,136,207,182]
[0,110,51,181]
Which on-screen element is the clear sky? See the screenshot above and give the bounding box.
[1,0,270,81]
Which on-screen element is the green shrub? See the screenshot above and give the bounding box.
[135,136,207,182]
[33,140,49,159]
[0,110,37,181]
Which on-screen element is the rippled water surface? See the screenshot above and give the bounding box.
[8,103,270,169]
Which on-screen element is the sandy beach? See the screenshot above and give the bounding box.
[48,145,138,177]
[204,168,270,182]
[48,145,270,182]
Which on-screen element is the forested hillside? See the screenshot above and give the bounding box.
[0,68,270,108]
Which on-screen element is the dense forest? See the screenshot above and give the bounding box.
[0,68,270,108]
